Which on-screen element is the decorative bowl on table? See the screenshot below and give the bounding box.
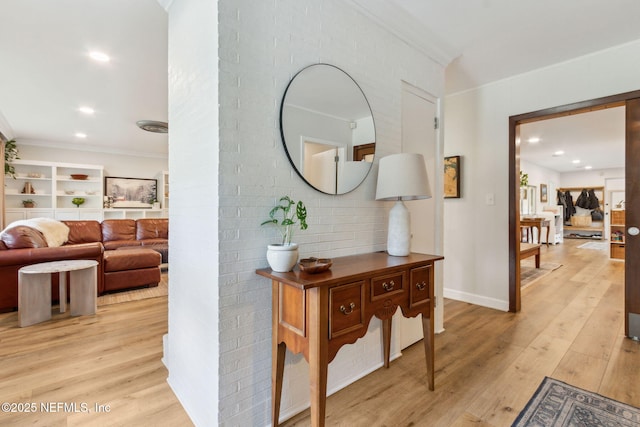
[298,257,332,274]
[70,174,88,180]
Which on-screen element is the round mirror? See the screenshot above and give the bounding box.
[280,64,376,194]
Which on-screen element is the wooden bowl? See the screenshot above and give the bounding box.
[70,174,88,180]
[299,257,332,274]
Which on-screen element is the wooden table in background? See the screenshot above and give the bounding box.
[520,217,551,246]
[257,252,444,427]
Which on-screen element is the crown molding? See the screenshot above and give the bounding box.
[344,0,459,67]
[0,109,15,140]
[156,0,173,12]
[17,139,168,160]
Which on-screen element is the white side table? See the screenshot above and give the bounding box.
[18,260,98,327]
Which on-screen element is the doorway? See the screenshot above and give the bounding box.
[509,90,640,339]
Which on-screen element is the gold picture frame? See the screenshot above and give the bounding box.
[444,155,461,198]
[540,183,548,203]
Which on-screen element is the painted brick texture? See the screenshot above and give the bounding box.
[217,0,444,424]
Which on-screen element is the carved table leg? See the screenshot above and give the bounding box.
[421,313,435,390]
[382,317,392,368]
[308,287,328,427]
[272,342,286,427]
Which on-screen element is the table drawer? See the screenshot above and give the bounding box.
[329,281,365,338]
[409,265,432,308]
[370,272,404,301]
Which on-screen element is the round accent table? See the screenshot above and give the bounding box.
[18,260,99,327]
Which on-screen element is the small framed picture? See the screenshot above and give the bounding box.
[540,183,548,203]
[444,155,461,198]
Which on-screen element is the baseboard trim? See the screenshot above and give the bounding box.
[444,288,509,312]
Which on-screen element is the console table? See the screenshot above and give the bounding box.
[520,217,551,246]
[256,251,444,427]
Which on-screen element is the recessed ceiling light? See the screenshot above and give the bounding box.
[553,150,565,156]
[78,106,94,115]
[527,137,540,143]
[572,159,581,164]
[585,165,593,170]
[89,51,110,62]
[75,132,87,139]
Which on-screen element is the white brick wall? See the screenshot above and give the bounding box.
[165,0,220,425]
[217,0,444,425]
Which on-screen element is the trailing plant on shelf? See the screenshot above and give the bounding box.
[4,139,19,179]
[261,196,308,246]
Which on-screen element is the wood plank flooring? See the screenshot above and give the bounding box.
[282,239,639,426]
[0,287,193,426]
[0,239,637,426]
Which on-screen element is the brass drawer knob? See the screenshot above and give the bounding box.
[382,280,395,291]
[339,302,356,315]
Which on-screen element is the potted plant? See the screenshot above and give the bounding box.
[4,139,19,179]
[261,196,308,272]
[22,199,35,208]
[72,197,85,208]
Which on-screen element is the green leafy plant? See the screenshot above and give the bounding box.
[4,139,19,178]
[520,170,528,187]
[72,197,85,207]
[261,196,308,245]
[22,199,35,207]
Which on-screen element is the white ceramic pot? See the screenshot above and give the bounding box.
[266,243,299,272]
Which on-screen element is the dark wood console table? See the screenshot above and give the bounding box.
[256,251,444,427]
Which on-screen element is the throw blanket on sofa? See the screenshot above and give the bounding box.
[2,218,70,247]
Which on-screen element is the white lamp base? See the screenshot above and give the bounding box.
[387,200,411,256]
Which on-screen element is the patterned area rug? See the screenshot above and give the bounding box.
[97,272,168,306]
[577,241,608,251]
[512,377,640,426]
[521,262,562,288]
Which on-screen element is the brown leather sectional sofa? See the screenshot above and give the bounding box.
[0,218,168,312]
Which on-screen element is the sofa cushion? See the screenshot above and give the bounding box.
[103,240,142,250]
[103,248,161,272]
[0,226,48,249]
[62,220,102,244]
[101,219,136,242]
[136,218,168,240]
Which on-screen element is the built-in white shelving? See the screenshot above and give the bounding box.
[4,159,167,223]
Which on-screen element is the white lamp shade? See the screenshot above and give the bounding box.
[375,153,432,201]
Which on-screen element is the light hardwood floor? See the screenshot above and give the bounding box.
[283,238,639,426]
[0,277,193,426]
[0,239,638,426]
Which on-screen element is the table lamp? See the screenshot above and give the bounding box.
[376,153,432,256]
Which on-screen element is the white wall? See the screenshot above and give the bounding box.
[216,0,444,424]
[444,39,640,310]
[15,143,167,179]
[560,168,624,189]
[164,0,219,425]
[520,160,561,212]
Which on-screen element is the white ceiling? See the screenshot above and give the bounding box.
[519,107,625,173]
[0,0,168,157]
[1,1,639,165]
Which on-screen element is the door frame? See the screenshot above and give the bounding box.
[508,89,640,313]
